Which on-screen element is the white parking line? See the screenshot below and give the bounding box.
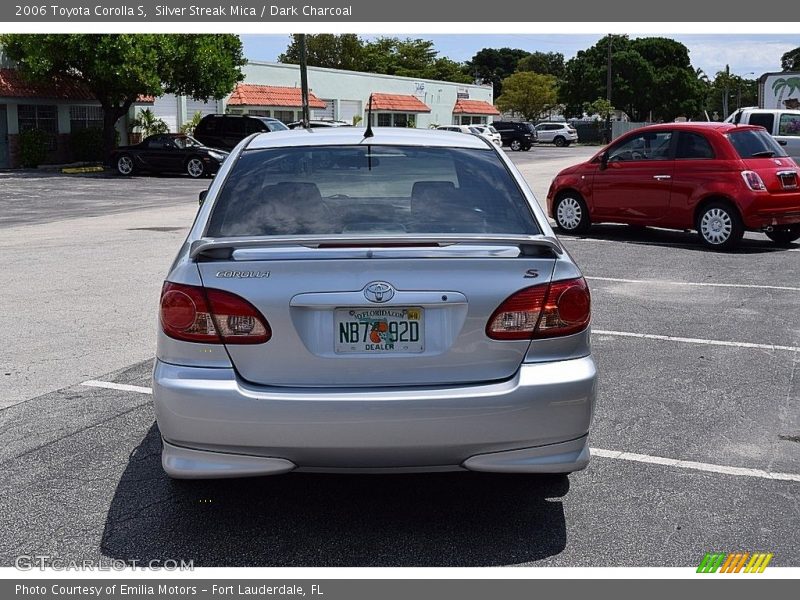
[81,380,153,395]
[594,329,800,353]
[562,236,800,252]
[586,276,800,292]
[591,448,800,482]
[79,379,800,483]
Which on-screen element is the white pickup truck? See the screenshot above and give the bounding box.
[725,108,800,164]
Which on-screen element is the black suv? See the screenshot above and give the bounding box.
[490,121,536,151]
[193,114,289,150]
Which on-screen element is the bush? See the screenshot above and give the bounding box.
[18,128,50,168]
[180,111,203,135]
[70,127,104,162]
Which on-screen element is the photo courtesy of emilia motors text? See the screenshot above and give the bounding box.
[0,0,799,597]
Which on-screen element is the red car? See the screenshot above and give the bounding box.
[547,122,800,249]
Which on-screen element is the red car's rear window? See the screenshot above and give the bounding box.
[726,129,788,159]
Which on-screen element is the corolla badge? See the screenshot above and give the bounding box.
[364,282,395,303]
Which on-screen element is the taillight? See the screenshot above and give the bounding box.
[160,282,271,344]
[741,170,766,191]
[486,277,591,340]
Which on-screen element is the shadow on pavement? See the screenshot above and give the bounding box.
[101,423,570,567]
[558,224,796,254]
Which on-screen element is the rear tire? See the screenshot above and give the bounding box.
[186,157,206,179]
[116,154,134,176]
[696,201,744,250]
[765,226,800,246]
[554,193,591,234]
[553,136,567,147]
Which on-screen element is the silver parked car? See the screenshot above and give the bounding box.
[535,122,579,146]
[154,127,597,479]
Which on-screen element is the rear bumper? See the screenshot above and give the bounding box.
[152,356,597,478]
[744,209,800,229]
[741,192,800,228]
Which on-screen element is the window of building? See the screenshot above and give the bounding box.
[374,113,417,128]
[69,105,103,131]
[458,115,487,125]
[18,104,58,150]
[247,109,271,117]
[274,110,296,124]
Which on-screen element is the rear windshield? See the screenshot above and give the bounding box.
[726,129,788,158]
[262,120,289,132]
[206,145,539,237]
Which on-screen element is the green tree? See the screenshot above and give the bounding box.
[421,57,472,84]
[559,35,705,121]
[359,37,471,83]
[585,97,615,120]
[495,72,558,121]
[465,47,530,96]
[516,51,565,78]
[278,34,364,70]
[707,67,758,118]
[0,34,246,163]
[781,47,800,71]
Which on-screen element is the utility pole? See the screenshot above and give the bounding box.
[722,64,730,120]
[299,34,310,128]
[605,35,612,143]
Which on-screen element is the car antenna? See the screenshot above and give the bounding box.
[363,94,374,139]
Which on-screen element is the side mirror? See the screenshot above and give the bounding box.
[599,151,609,170]
[198,190,208,206]
[778,139,788,146]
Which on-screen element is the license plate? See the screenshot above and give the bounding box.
[779,172,798,189]
[334,307,424,353]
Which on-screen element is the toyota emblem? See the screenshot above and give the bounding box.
[364,282,395,303]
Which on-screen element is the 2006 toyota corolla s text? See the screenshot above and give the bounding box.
[153,127,597,479]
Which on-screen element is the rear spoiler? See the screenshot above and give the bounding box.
[190,234,563,260]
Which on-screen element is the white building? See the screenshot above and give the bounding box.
[136,61,498,134]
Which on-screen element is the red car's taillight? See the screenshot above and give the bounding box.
[486,277,591,340]
[160,282,271,344]
[741,170,767,191]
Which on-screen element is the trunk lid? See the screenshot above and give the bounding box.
[197,246,556,387]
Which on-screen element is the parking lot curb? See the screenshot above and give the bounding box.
[61,166,106,174]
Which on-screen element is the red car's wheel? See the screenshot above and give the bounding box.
[554,193,591,234]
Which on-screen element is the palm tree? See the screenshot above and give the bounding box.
[772,78,788,108]
[129,108,169,138]
[782,76,800,108]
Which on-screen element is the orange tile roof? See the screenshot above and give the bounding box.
[136,95,155,103]
[227,83,326,108]
[367,93,431,113]
[0,68,95,101]
[452,99,500,115]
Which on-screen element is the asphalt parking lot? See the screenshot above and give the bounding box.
[1,145,798,567]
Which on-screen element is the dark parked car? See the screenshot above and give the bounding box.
[548,122,800,249]
[112,134,228,178]
[193,114,288,150]
[491,121,536,151]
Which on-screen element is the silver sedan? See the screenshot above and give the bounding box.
[153,127,597,479]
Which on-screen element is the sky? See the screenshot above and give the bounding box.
[242,34,798,78]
